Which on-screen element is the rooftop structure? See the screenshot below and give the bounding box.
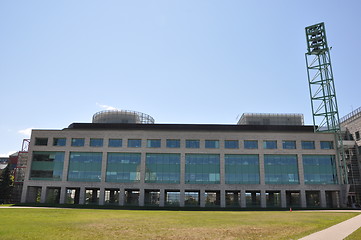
[237,113,304,126]
[92,110,154,124]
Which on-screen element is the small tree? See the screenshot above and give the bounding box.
[0,166,14,204]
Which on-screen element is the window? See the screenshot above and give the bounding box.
[244,140,258,149]
[71,138,84,147]
[185,154,220,184]
[68,152,102,182]
[35,138,48,146]
[108,139,122,147]
[147,139,161,148]
[264,155,299,184]
[356,131,360,141]
[303,155,337,184]
[205,140,219,149]
[224,140,239,149]
[186,140,200,148]
[225,154,259,184]
[30,151,65,181]
[166,139,180,148]
[90,138,103,147]
[302,141,315,149]
[106,153,141,182]
[145,153,180,183]
[320,141,334,149]
[128,139,141,148]
[263,140,277,149]
[282,141,296,149]
[53,138,66,146]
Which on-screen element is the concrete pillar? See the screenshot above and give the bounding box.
[59,186,66,204]
[281,190,286,208]
[180,153,185,184]
[220,190,226,208]
[40,187,47,203]
[99,187,105,205]
[159,189,165,207]
[119,188,124,206]
[180,189,185,207]
[140,152,146,184]
[320,190,326,208]
[79,187,85,205]
[260,190,266,208]
[259,155,265,185]
[101,152,107,183]
[62,151,70,182]
[139,188,144,206]
[20,184,28,203]
[240,190,246,208]
[301,190,307,208]
[297,153,305,185]
[220,153,225,185]
[200,189,205,207]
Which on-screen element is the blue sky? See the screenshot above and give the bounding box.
[1,1,360,156]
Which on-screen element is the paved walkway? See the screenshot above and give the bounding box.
[299,210,361,240]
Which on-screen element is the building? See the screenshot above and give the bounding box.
[21,110,345,208]
[340,107,361,206]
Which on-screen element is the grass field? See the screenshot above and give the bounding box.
[0,207,358,240]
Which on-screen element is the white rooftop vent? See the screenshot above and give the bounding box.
[92,110,155,124]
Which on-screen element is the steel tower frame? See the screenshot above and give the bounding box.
[305,22,348,184]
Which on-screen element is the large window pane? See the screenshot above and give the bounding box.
[128,139,141,148]
[263,140,277,149]
[71,138,85,147]
[303,155,337,184]
[264,155,299,184]
[186,140,200,148]
[90,138,103,147]
[108,139,122,147]
[282,141,296,149]
[225,154,259,184]
[166,139,180,148]
[224,140,239,149]
[302,141,315,149]
[320,141,334,149]
[185,154,220,184]
[30,151,64,181]
[205,140,219,149]
[106,153,141,182]
[68,152,102,182]
[53,138,66,146]
[145,153,180,183]
[35,138,48,146]
[147,139,161,148]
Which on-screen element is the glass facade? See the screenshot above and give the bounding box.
[185,154,220,184]
[302,141,315,149]
[264,155,299,184]
[320,141,334,149]
[106,153,141,182]
[108,139,122,147]
[205,140,219,149]
[244,140,258,149]
[30,151,64,180]
[185,191,199,206]
[71,138,85,147]
[225,154,259,184]
[147,139,161,148]
[224,140,239,149]
[166,139,180,148]
[68,152,102,182]
[303,155,337,184]
[90,138,103,147]
[145,153,180,183]
[282,141,296,149]
[263,140,277,149]
[165,191,180,206]
[53,138,66,146]
[128,139,141,148]
[35,138,48,146]
[186,140,200,148]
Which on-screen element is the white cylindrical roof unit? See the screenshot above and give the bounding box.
[92,110,155,124]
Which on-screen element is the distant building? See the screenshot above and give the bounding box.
[21,110,344,208]
[0,157,9,175]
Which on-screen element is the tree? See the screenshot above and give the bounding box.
[0,166,14,204]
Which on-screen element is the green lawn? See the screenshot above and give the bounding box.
[0,208,358,240]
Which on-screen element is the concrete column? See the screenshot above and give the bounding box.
[281,190,286,208]
[159,189,165,207]
[259,154,265,185]
[260,190,266,208]
[62,151,70,182]
[20,184,28,203]
[40,187,47,203]
[139,188,144,206]
[180,153,185,184]
[99,187,105,205]
[59,186,66,204]
[220,153,225,185]
[180,189,185,207]
[220,190,226,208]
[200,189,205,207]
[320,190,326,208]
[297,153,305,185]
[101,152,107,183]
[79,187,85,205]
[140,152,146,184]
[240,190,246,208]
[301,190,307,208]
[119,188,124,206]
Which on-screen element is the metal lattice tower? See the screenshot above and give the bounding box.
[305,22,348,184]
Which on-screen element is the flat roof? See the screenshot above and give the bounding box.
[66,123,316,133]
